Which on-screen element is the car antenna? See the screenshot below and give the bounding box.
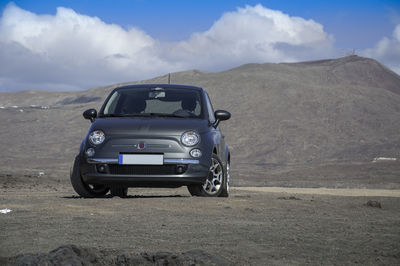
[168,73,171,84]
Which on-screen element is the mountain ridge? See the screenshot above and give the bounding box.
[1,55,400,183]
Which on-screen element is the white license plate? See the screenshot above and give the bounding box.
[118,154,163,165]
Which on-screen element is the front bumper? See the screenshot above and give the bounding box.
[80,156,209,187]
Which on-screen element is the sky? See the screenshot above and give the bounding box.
[0,0,399,91]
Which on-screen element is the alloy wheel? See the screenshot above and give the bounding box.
[203,157,223,195]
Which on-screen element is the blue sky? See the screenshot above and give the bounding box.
[2,0,399,48]
[0,0,399,91]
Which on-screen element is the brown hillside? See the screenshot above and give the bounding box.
[1,56,400,184]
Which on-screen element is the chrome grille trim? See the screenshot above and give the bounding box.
[112,144,137,148]
[163,159,199,164]
[148,144,170,148]
[87,158,199,164]
[111,144,170,148]
[87,158,118,164]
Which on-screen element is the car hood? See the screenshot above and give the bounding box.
[89,117,210,136]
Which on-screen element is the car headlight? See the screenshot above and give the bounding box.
[181,131,200,147]
[88,130,105,145]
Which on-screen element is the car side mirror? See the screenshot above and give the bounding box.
[213,110,231,128]
[83,108,97,122]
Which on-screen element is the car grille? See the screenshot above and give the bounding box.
[108,164,184,175]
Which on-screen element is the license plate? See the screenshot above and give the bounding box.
[118,154,163,165]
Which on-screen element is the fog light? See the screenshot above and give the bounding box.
[85,148,95,157]
[97,164,107,173]
[176,165,187,174]
[190,149,202,158]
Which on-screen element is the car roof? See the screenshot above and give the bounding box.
[114,84,204,92]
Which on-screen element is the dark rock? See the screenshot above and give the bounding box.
[366,200,382,208]
[278,196,301,200]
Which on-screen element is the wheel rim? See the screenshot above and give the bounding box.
[203,158,223,195]
[87,184,107,193]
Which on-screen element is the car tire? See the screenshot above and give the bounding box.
[110,186,128,198]
[219,161,230,198]
[188,154,228,197]
[70,156,109,198]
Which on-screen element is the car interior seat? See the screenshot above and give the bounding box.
[181,96,197,112]
[122,96,147,114]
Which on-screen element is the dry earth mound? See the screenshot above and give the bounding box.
[0,245,231,266]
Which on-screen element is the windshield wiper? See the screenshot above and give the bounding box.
[100,113,151,117]
[148,113,187,118]
[100,113,188,118]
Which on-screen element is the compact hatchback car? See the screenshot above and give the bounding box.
[70,84,231,198]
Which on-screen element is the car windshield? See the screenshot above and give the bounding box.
[100,87,204,119]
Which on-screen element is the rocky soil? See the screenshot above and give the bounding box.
[1,176,400,265]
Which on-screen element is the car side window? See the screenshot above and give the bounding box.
[205,93,216,124]
[104,91,121,114]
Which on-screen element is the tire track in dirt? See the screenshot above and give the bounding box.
[233,187,400,197]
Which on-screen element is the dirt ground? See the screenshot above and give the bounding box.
[1,179,400,265]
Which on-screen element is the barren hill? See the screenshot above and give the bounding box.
[1,55,400,184]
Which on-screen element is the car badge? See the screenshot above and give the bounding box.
[138,142,146,150]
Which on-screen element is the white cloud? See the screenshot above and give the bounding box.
[168,4,334,70]
[362,24,400,74]
[0,3,335,91]
[0,3,170,91]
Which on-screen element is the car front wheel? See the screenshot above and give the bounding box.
[188,154,229,197]
[70,156,109,198]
